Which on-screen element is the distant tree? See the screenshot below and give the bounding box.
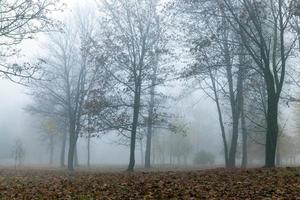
[12,139,25,169]
[194,150,215,166]
[167,120,192,165]
[28,11,101,170]
[26,93,68,167]
[41,118,59,165]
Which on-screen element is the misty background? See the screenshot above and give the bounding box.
[0,0,299,170]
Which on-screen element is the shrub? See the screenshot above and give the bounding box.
[194,150,215,165]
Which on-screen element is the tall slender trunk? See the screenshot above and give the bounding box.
[87,132,91,168]
[49,134,54,165]
[87,114,92,168]
[228,115,239,168]
[241,107,248,168]
[74,144,79,167]
[60,131,67,167]
[209,69,228,167]
[240,40,247,168]
[265,0,285,168]
[145,127,152,168]
[67,119,76,171]
[67,139,76,171]
[127,84,142,172]
[228,34,246,168]
[152,133,156,165]
[224,29,240,168]
[265,92,279,167]
[276,144,281,166]
[140,139,144,166]
[145,70,156,168]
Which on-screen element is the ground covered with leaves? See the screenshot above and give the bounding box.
[0,167,299,199]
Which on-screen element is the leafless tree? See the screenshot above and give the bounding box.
[0,0,61,82]
[97,0,167,171]
[27,11,100,170]
[221,0,297,167]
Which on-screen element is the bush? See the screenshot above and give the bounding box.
[194,150,215,165]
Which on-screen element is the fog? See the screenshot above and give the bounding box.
[0,79,129,165]
[0,0,299,173]
[0,79,224,166]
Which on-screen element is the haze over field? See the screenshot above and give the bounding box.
[0,0,300,173]
[3,0,300,199]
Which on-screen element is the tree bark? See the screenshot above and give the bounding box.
[265,93,279,167]
[227,32,245,168]
[67,119,76,171]
[74,144,79,167]
[87,132,91,168]
[140,139,144,166]
[49,134,54,165]
[209,69,229,167]
[145,66,157,168]
[60,131,67,167]
[276,144,281,166]
[222,12,243,168]
[127,84,142,172]
[241,107,248,168]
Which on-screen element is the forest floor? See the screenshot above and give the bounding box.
[0,167,299,199]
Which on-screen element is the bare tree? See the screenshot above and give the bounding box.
[27,11,100,170]
[12,139,25,169]
[221,0,297,167]
[176,0,247,167]
[0,0,61,82]
[97,0,166,171]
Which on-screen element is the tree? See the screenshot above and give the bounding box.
[194,150,215,165]
[176,0,247,168]
[221,0,296,167]
[43,118,58,165]
[0,0,61,82]
[98,0,166,171]
[28,11,101,170]
[26,86,69,167]
[12,139,25,169]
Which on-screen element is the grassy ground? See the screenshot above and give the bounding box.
[0,167,299,199]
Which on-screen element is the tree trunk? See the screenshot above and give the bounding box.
[227,36,245,168]
[145,52,158,169]
[276,146,281,166]
[74,144,79,167]
[87,132,91,168]
[87,114,92,168]
[152,133,156,166]
[67,140,75,171]
[127,85,142,172]
[265,95,279,167]
[145,81,156,168]
[145,130,152,169]
[49,134,54,165]
[140,139,144,166]
[228,115,239,168]
[67,120,76,171]
[209,69,229,167]
[145,128,152,168]
[60,131,67,167]
[241,107,248,168]
[224,36,239,168]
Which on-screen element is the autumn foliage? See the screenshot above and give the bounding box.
[0,167,299,199]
